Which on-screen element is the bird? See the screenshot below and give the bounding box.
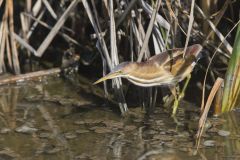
[94,44,203,114]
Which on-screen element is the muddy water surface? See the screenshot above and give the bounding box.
[0,75,239,160]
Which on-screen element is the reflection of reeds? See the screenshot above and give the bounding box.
[37,104,74,159]
[0,87,19,129]
[221,112,240,158]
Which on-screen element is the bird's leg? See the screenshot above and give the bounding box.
[169,85,179,115]
[179,75,191,101]
[172,75,192,116]
[168,86,183,125]
[171,85,180,116]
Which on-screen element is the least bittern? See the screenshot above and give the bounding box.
[94,44,202,115]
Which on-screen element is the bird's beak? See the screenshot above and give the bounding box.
[93,72,121,85]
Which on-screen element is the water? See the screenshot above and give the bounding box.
[0,75,239,160]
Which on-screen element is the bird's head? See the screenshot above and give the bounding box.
[185,44,203,60]
[94,62,136,84]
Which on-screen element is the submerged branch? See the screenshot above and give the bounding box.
[0,68,61,86]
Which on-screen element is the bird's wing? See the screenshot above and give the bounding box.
[127,67,176,87]
[149,49,184,66]
[148,50,170,65]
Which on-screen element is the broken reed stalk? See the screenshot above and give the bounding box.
[36,0,79,57]
[195,5,233,54]
[213,82,224,116]
[196,77,223,151]
[23,13,80,46]
[204,0,231,42]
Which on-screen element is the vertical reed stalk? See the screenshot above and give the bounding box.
[222,23,240,112]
